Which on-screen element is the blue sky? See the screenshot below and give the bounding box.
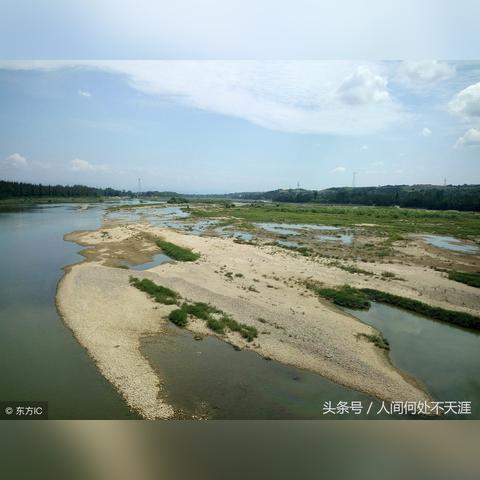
[0,61,479,193]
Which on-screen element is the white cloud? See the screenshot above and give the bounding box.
[455,128,480,148]
[449,82,480,119]
[399,61,455,86]
[361,144,368,150]
[77,90,92,97]
[0,60,407,136]
[3,153,28,168]
[332,166,346,173]
[70,158,108,172]
[336,66,390,105]
[371,161,384,167]
[421,127,432,137]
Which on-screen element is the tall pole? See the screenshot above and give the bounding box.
[352,172,356,188]
[137,178,141,198]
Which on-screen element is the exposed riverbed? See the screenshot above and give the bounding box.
[2,203,479,419]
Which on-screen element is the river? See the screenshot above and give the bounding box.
[0,203,478,419]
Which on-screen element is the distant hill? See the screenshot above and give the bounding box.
[226,185,480,212]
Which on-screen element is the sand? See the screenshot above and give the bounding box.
[54,220,480,418]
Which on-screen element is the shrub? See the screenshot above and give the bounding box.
[156,239,200,262]
[361,288,480,331]
[167,196,189,204]
[169,308,188,327]
[129,276,178,305]
[448,271,480,288]
[206,318,226,334]
[305,282,370,309]
[356,333,390,350]
[381,271,396,278]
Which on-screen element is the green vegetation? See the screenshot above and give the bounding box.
[381,271,396,278]
[229,185,480,211]
[448,271,480,288]
[327,261,373,276]
[356,333,390,350]
[306,282,480,331]
[168,308,188,327]
[129,276,178,305]
[361,288,480,331]
[167,196,189,204]
[129,277,257,341]
[0,179,131,201]
[189,202,479,240]
[155,239,200,261]
[169,302,258,342]
[305,282,371,309]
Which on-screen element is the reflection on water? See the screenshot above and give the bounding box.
[0,204,137,418]
[143,302,480,419]
[346,303,480,418]
[419,235,479,253]
[142,324,391,420]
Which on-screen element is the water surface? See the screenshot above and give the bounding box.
[346,303,480,418]
[419,235,479,254]
[142,324,392,420]
[0,204,137,419]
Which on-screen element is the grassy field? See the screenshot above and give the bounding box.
[191,203,480,239]
[447,271,480,288]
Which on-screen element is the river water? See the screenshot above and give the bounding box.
[1,204,478,419]
[0,204,137,419]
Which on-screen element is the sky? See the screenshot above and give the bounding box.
[1,1,479,59]
[1,60,479,193]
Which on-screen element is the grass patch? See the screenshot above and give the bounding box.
[168,301,258,342]
[448,271,480,288]
[361,288,480,331]
[305,282,371,309]
[155,239,200,262]
[306,282,480,331]
[356,333,390,350]
[381,271,396,278]
[129,276,178,305]
[327,261,373,276]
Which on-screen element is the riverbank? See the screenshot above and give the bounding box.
[55,221,479,418]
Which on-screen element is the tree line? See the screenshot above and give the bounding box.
[0,180,132,198]
[231,185,480,211]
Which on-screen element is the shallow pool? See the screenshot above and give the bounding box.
[419,235,479,254]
